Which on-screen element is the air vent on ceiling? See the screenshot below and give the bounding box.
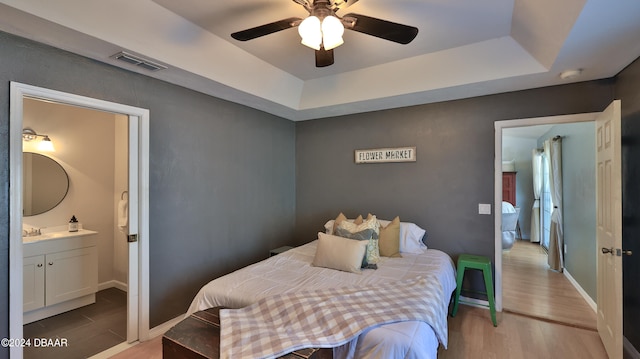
[111,51,167,72]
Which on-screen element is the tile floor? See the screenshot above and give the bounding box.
[23,288,126,359]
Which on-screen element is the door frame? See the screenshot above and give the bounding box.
[8,82,150,358]
[493,112,597,311]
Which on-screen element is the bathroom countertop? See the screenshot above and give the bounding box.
[23,229,98,244]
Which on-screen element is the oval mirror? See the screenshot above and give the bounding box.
[23,152,69,216]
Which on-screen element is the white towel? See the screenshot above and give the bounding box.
[118,197,128,233]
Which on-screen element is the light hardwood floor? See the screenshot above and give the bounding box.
[108,336,162,359]
[113,306,607,359]
[111,241,607,358]
[503,240,597,330]
[439,305,607,358]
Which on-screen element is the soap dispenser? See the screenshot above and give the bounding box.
[69,215,79,232]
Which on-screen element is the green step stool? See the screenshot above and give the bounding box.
[451,254,497,327]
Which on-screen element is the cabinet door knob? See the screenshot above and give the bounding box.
[37,263,43,268]
[48,262,53,266]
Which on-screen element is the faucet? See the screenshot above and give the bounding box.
[24,228,41,237]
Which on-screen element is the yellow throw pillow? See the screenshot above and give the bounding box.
[379,216,402,257]
[332,212,348,234]
[331,213,364,234]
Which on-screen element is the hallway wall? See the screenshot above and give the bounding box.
[538,122,597,301]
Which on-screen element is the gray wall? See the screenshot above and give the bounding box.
[0,30,296,352]
[616,56,640,355]
[538,122,597,301]
[295,83,614,265]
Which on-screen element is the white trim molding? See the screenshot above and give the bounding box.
[563,269,597,312]
[9,82,151,358]
[494,113,598,313]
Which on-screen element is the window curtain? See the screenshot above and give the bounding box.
[547,136,564,272]
[530,149,543,243]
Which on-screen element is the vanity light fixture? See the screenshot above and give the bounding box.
[22,128,55,152]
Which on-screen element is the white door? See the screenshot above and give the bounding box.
[596,100,623,359]
[127,115,140,343]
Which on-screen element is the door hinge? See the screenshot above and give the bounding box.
[128,234,138,243]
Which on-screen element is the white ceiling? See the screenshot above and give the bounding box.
[1,0,639,121]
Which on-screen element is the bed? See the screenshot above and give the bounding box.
[186,223,457,359]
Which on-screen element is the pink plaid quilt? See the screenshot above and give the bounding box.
[219,275,448,359]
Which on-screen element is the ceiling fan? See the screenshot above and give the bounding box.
[230,0,419,67]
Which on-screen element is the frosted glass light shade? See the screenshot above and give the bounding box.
[321,15,344,50]
[298,16,322,50]
[37,137,55,152]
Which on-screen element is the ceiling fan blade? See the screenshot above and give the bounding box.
[332,0,359,11]
[231,17,302,41]
[315,48,334,67]
[343,13,418,44]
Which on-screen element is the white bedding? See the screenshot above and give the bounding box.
[187,240,456,359]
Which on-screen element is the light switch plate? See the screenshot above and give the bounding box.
[479,203,491,215]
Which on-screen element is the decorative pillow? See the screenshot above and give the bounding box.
[324,220,335,234]
[325,214,364,235]
[337,215,380,265]
[378,216,402,257]
[334,227,375,268]
[377,219,427,253]
[312,232,368,273]
[332,213,348,234]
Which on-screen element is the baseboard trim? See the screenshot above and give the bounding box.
[24,294,96,324]
[148,313,186,338]
[563,269,597,312]
[98,279,128,292]
[458,295,494,310]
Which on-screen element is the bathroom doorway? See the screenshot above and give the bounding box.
[8,82,150,358]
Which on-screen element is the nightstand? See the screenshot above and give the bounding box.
[270,246,293,257]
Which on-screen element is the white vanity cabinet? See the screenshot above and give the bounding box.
[23,230,98,324]
[23,255,45,312]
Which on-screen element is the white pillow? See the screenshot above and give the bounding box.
[377,219,427,254]
[312,232,368,273]
[324,219,335,234]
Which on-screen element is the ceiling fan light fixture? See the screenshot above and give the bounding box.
[232,0,418,67]
[321,15,344,50]
[299,16,322,50]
